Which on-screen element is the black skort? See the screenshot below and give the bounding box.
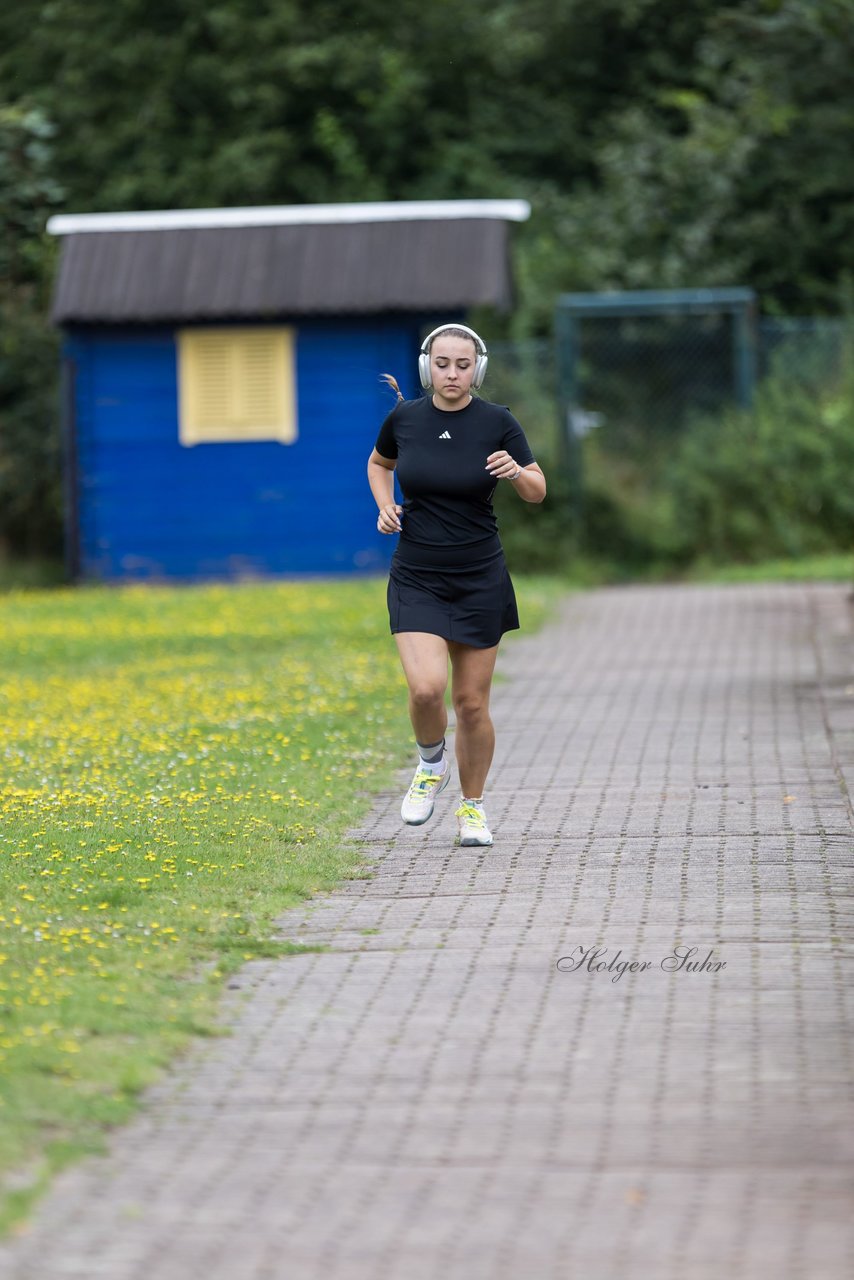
[387,538,519,650]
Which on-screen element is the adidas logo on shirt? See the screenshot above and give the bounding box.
[439,430,452,439]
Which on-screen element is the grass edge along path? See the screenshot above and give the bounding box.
[0,574,565,1235]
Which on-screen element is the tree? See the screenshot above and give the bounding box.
[0,103,64,557]
[541,0,854,316]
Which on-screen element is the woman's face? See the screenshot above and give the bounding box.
[430,335,477,405]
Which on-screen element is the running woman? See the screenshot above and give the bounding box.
[366,323,546,846]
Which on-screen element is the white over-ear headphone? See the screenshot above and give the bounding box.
[418,323,489,391]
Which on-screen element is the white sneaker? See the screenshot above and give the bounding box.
[455,799,493,846]
[400,757,450,825]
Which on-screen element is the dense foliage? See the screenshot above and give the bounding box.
[0,106,63,557]
[0,0,852,561]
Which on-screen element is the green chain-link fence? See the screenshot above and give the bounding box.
[482,293,849,571]
[555,288,757,474]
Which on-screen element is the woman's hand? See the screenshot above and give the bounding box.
[377,503,404,534]
[487,455,547,503]
[486,451,522,480]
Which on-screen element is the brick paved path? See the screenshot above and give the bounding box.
[2,582,853,1279]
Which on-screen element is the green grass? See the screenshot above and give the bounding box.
[682,550,854,584]
[0,573,561,1229]
[547,549,854,587]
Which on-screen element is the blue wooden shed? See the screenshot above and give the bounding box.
[47,200,530,582]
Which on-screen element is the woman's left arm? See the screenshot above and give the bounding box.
[486,453,547,504]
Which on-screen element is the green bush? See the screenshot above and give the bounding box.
[538,335,854,576]
[658,347,854,565]
[494,460,578,574]
[484,341,582,575]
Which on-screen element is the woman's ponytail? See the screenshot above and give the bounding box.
[380,373,404,402]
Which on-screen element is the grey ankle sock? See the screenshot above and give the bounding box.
[416,737,445,765]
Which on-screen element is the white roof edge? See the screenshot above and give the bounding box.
[46,199,531,236]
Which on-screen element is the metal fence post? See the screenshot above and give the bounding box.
[554,304,584,531]
[733,299,757,408]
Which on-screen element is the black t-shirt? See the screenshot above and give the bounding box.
[374,396,536,559]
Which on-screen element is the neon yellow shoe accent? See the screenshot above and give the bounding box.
[401,760,450,825]
[455,800,493,846]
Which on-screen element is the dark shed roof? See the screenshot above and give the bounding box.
[47,201,530,324]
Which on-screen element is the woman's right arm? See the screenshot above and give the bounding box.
[367,448,403,533]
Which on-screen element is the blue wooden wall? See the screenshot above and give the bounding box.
[64,319,421,580]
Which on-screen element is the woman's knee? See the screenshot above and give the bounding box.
[409,681,446,713]
[453,690,490,725]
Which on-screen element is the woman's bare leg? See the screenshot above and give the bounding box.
[394,632,450,746]
[448,641,499,798]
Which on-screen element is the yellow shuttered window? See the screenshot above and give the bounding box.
[177,328,297,446]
